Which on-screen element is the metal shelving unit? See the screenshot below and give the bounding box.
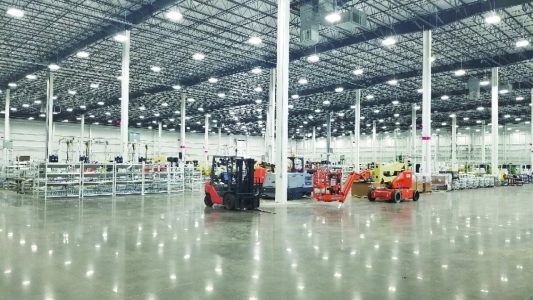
[113,163,143,195]
[43,163,82,200]
[81,163,114,197]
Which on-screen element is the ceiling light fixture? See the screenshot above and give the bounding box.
[7,82,17,88]
[68,90,77,95]
[6,7,24,18]
[382,37,397,46]
[325,12,341,23]
[485,13,501,24]
[387,79,398,85]
[454,69,466,76]
[254,86,263,92]
[441,95,449,100]
[352,69,363,75]
[251,67,262,74]
[76,51,89,58]
[335,87,344,93]
[97,101,104,106]
[208,77,218,83]
[291,94,299,99]
[172,85,181,90]
[307,54,320,63]
[165,9,183,22]
[366,94,374,100]
[516,96,524,101]
[26,74,37,80]
[217,92,226,98]
[248,36,262,45]
[90,83,99,89]
[192,53,205,61]
[515,39,529,48]
[113,33,128,42]
[298,78,308,85]
[480,79,490,86]
[48,64,60,71]
[255,99,262,104]
[151,66,161,73]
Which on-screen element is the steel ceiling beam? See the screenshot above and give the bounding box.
[0,0,179,87]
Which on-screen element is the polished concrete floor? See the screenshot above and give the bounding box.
[1,186,533,299]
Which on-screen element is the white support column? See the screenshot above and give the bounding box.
[491,67,499,177]
[120,30,131,162]
[435,134,439,169]
[218,126,222,155]
[530,89,533,169]
[411,103,417,162]
[80,113,85,158]
[180,92,186,162]
[4,88,10,142]
[326,112,332,162]
[45,71,54,160]
[312,126,316,160]
[451,115,457,171]
[354,89,361,171]
[275,0,289,204]
[266,68,276,162]
[421,30,432,180]
[158,121,162,158]
[372,120,377,163]
[204,114,209,166]
[481,120,486,164]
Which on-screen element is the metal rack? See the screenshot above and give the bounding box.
[167,165,185,193]
[185,165,204,191]
[42,163,82,200]
[114,163,143,195]
[81,163,114,197]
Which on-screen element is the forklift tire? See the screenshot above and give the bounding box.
[204,194,214,207]
[412,190,420,201]
[367,189,375,202]
[223,193,236,210]
[392,190,402,203]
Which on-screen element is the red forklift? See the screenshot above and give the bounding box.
[312,168,372,203]
[204,156,262,210]
[367,169,419,203]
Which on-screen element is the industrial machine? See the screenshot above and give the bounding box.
[367,169,419,203]
[372,162,406,184]
[262,157,313,199]
[312,168,371,203]
[204,156,262,210]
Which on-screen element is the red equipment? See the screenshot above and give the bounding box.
[312,168,371,203]
[367,169,419,203]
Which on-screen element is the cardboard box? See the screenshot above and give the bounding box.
[423,182,432,193]
[351,182,372,197]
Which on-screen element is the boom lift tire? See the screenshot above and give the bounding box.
[392,190,401,203]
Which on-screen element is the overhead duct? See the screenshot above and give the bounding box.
[300,0,368,46]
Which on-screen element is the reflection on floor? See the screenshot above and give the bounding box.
[1,186,533,299]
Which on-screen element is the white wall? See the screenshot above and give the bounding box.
[0,119,265,163]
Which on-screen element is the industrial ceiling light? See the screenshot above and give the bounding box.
[151,66,161,73]
[68,90,77,95]
[48,64,60,71]
[6,7,24,18]
[248,36,262,45]
[165,9,183,22]
[307,54,320,63]
[97,101,105,106]
[108,120,113,123]
[515,39,529,48]
[90,83,99,89]
[454,69,466,76]
[325,12,341,23]
[365,94,374,100]
[192,53,205,60]
[499,88,509,94]
[34,100,41,104]
[298,78,308,85]
[441,122,447,126]
[105,112,111,116]
[479,79,489,86]
[139,105,146,111]
[255,99,262,104]
[291,94,299,99]
[463,117,469,121]
[39,113,45,117]
[113,33,128,42]
[352,68,363,75]
[288,104,294,109]
[516,96,524,101]
[441,95,449,100]
[208,77,218,84]
[198,107,204,112]
[392,100,399,105]
[335,87,344,93]
[314,109,321,113]
[28,117,34,120]
[172,85,181,90]
[382,37,397,46]
[26,74,37,80]
[337,112,344,117]
[7,82,17,88]
[476,106,484,111]
[417,88,423,93]
[484,13,501,24]
[373,109,380,113]
[76,51,89,58]
[22,103,29,108]
[217,92,226,98]
[154,112,160,117]
[323,100,331,105]
[387,79,398,85]
[504,114,510,118]
[161,102,168,107]
[251,67,262,74]
[140,115,145,119]
[254,86,263,92]
[79,105,86,109]
[394,113,399,117]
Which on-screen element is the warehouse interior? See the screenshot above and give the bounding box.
[1,0,533,299]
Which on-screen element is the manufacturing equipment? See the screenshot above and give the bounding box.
[204,156,261,210]
[262,157,313,199]
[312,168,371,203]
[367,169,419,203]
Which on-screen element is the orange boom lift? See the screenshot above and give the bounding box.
[312,168,371,203]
